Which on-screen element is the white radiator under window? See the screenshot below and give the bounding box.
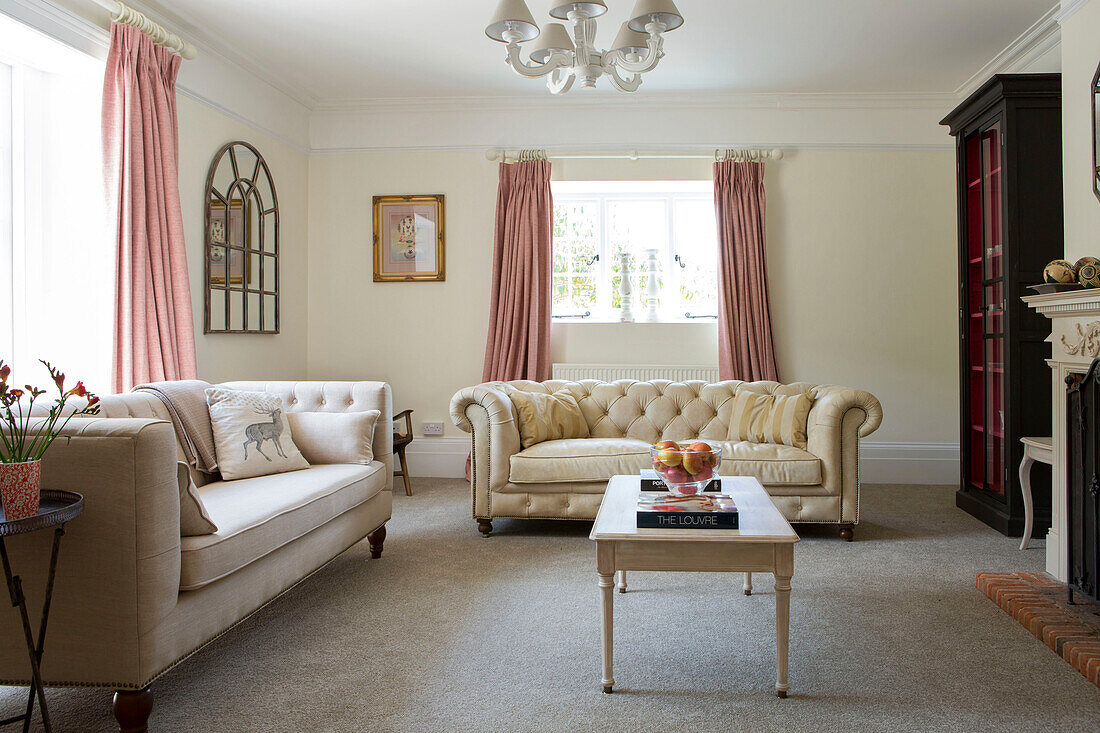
[551,363,720,383]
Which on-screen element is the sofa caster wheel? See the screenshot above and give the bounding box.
[367,525,386,558]
[477,519,493,537]
[839,524,854,542]
[603,685,613,694]
[744,589,752,596]
[777,689,788,699]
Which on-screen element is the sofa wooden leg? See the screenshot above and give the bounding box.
[477,519,493,537]
[839,524,854,542]
[113,687,152,733]
[368,525,387,558]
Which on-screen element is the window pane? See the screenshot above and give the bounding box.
[0,62,11,359]
[552,200,599,315]
[608,200,667,314]
[673,199,718,317]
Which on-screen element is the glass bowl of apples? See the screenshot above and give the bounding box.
[649,440,723,496]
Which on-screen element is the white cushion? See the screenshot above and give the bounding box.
[205,387,309,480]
[287,410,379,465]
[180,463,385,590]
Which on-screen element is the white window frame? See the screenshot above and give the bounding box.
[551,180,718,323]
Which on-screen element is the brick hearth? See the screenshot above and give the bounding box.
[977,572,1100,688]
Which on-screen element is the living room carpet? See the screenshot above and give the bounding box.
[2,481,1099,731]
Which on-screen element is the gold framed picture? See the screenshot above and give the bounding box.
[372,194,445,282]
[208,198,252,286]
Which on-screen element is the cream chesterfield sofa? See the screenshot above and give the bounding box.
[0,380,391,731]
[451,379,882,541]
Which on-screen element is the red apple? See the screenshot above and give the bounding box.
[682,449,707,475]
[677,484,700,496]
[693,464,714,481]
[656,448,682,467]
[664,466,689,483]
[654,440,678,450]
[689,441,718,467]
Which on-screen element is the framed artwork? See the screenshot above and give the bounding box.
[208,199,252,286]
[372,194,445,282]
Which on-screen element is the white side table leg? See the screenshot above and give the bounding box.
[616,570,627,594]
[743,572,752,596]
[1019,453,1035,551]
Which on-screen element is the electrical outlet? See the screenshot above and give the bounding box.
[422,421,444,436]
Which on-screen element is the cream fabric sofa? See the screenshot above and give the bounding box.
[0,380,391,731]
[451,379,882,540]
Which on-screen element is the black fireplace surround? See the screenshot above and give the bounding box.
[1065,360,1100,603]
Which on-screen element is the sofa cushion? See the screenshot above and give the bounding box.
[205,387,310,480]
[505,387,590,448]
[510,439,653,483]
[179,463,385,590]
[718,441,822,485]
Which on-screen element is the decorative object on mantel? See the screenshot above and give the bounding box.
[485,0,683,94]
[1044,259,1077,283]
[372,194,445,282]
[1028,283,1083,295]
[204,141,279,333]
[0,361,99,520]
[1079,261,1100,289]
[1075,255,1100,271]
[941,73,1062,536]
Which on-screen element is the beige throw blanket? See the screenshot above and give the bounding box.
[132,380,219,474]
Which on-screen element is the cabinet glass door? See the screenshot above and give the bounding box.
[982,123,1005,496]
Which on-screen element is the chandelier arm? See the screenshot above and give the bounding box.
[504,43,573,79]
[547,68,577,95]
[603,64,642,93]
[605,35,665,75]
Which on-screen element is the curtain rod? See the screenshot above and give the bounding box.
[485,148,784,163]
[89,0,197,59]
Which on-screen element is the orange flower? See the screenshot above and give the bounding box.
[52,371,65,391]
[0,365,9,382]
[69,381,88,397]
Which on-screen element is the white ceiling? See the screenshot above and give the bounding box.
[143,0,1058,107]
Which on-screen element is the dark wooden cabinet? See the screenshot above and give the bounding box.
[941,74,1062,535]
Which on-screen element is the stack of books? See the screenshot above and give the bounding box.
[636,471,739,530]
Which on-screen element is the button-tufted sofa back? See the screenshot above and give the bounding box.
[497,379,818,444]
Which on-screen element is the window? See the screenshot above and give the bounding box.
[0,15,111,392]
[552,181,718,322]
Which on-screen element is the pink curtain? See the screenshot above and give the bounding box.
[714,160,779,382]
[103,23,197,393]
[481,160,553,382]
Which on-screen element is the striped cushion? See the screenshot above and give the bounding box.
[506,388,590,449]
[727,390,813,449]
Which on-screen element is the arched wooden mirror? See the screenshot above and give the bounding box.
[204,141,279,333]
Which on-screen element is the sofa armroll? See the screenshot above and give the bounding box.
[450,384,522,517]
[0,417,182,687]
[806,386,884,524]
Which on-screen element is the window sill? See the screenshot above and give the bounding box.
[552,318,718,325]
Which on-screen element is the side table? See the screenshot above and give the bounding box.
[393,409,414,496]
[0,489,84,732]
[1018,437,1052,551]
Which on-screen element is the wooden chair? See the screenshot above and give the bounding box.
[393,409,413,496]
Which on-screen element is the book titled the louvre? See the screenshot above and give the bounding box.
[636,492,739,530]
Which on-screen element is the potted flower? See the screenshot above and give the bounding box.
[0,361,99,520]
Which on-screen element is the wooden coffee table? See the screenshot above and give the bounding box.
[590,475,799,697]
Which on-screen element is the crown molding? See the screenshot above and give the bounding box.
[310,141,955,156]
[0,0,109,58]
[1056,0,1091,24]
[954,3,1062,98]
[311,91,959,117]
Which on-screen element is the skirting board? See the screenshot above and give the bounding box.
[401,438,960,486]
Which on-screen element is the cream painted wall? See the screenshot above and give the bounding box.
[177,96,310,382]
[307,150,958,446]
[1061,0,1100,263]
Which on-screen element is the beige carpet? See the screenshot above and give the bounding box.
[2,480,1099,731]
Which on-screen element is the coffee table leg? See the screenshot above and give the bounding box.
[598,571,615,693]
[616,570,627,594]
[743,572,752,596]
[775,572,791,698]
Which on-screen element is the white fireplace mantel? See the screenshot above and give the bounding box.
[1023,289,1100,580]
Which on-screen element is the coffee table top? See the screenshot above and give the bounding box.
[590,475,799,543]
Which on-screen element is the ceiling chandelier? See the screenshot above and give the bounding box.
[485,0,684,94]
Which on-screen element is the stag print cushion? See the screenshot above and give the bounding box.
[205,388,310,480]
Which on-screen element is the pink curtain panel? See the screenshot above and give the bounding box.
[481,160,553,383]
[713,160,779,382]
[103,23,197,394]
